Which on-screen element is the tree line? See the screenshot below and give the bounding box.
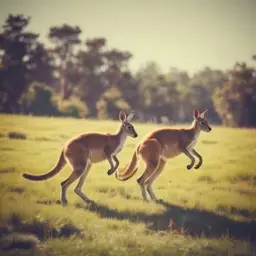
[0,14,255,127]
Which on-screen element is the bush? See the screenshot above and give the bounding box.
[53,96,88,118]
[19,82,59,116]
[19,83,88,118]
[96,98,108,120]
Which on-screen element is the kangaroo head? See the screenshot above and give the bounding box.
[193,109,212,132]
[119,110,138,138]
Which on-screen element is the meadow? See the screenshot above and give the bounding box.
[0,114,256,256]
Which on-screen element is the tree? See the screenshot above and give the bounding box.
[48,24,81,100]
[117,71,139,112]
[185,67,227,123]
[75,38,107,117]
[213,61,256,127]
[0,14,53,113]
[135,62,181,123]
[105,49,138,115]
[76,38,134,118]
[166,68,190,122]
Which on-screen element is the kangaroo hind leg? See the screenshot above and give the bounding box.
[60,148,89,205]
[74,161,93,203]
[137,139,162,201]
[145,158,166,202]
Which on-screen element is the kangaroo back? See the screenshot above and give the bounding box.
[115,150,139,181]
[22,150,66,181]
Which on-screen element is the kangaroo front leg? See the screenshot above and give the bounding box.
[104,147,116,175]
[106,154,116,175]
[112,155,119,170]
[182,148,196,170]
[191,149,203,169]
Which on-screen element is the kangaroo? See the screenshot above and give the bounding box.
[22,110,138,205]
[115,109,211,202]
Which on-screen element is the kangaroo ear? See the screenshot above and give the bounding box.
[200,109,208,119]
[126,112,135,122]
[193,109,200,119]
[119,110,126,122]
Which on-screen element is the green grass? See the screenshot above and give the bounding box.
[0,114,256,256]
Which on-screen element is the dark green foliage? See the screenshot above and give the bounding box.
[213,63,256,127]
[19,83,58,116]
[48,24,82,100]
[53,96,88,118]
[0,15,54,113]
[19,83,88,118]
[0,14,255,127]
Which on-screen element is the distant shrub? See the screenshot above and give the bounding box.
[19,83,88,118]
[53,95,88,118]
[8,132,27,140]
[105,98,130,120]
[96,98,108,119]
[19,82,59,116]
[96,97,131,120]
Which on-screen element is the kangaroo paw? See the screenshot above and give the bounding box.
[61,199,68,206]
[155,199,163,204]
[186,164,193,170]
[194,164,202,169]
[107,168,116,175]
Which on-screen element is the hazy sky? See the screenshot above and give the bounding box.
[0,0,255,74]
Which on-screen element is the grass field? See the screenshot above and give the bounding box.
[0,114,256,256]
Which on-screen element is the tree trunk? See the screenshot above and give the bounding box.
[59,68,70,100]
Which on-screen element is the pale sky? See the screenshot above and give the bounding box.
[0,0,255,74]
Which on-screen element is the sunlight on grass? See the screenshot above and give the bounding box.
[0,114,256,255]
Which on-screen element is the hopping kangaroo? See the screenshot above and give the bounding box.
[115,109,211,201]
[22,110,138,205]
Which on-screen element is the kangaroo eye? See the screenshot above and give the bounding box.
[128,126,132,130]
[200,121,204,125]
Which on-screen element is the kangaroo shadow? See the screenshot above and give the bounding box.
[75,200,256,243]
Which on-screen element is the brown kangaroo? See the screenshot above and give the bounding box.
[22,110,138,205]
[115,109,211,202]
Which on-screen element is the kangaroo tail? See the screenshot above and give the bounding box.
[22,150,66,181]
[115,150,139,181]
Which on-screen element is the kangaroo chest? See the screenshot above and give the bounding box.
[113,141,124,155]
[112,133,127,156]
[187,131,200,149]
